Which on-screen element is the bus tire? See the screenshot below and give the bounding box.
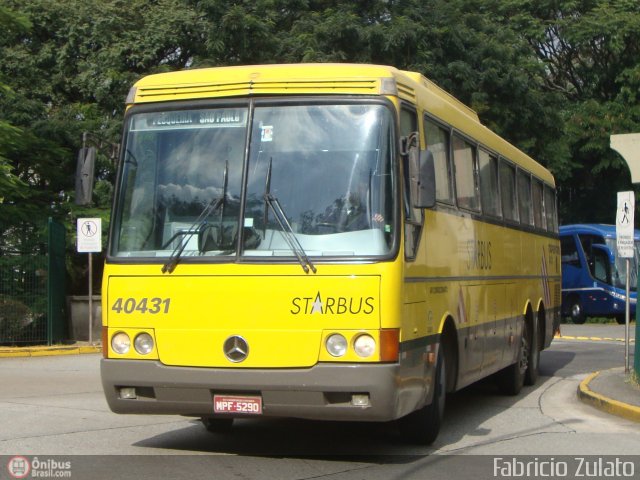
[201,417,234,433]
[569,299,586,324]
[497,326,527,396]
[397,346,446,445]
[524,316,539,386]
[615,315,626,325]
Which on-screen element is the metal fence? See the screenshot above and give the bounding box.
[0,218,66,345]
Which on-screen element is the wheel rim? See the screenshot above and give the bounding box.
[519,334,529,375]
[571,303,581,318]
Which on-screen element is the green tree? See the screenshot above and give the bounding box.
[0,0,207,293]
[0,6,29,209]
[512,0,640,222]
[2,0,639,290]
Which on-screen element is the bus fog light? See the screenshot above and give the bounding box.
[354,334,376,358]
[111,332,131,354]
[134,333,154,355]
[119,387,137,399]
[351,394,370,406]
[326,334,347,357]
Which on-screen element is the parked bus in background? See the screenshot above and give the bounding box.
[560,224,639,325]
[99,64,561,445]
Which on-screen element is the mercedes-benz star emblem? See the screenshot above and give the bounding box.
[223,336,249,362]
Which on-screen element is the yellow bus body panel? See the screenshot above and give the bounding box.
[104,263,406,368]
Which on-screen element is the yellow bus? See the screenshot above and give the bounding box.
[101,63,561,444]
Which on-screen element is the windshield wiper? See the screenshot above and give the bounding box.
[263,159,316,274]
[161,162,228,274]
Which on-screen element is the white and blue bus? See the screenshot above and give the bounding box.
[560,224,639,324]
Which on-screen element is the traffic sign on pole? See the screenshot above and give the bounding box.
[616,191,634,258]
[77,218,102,253]
[77,218,101,345]
[615,192,635,374]
[611,135,640,380]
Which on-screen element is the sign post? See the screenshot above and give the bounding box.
[612,134,640,379]
[616,192,635,374]
[77,218,102,345]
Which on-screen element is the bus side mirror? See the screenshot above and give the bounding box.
[75,147,96,205]
[408,147,436,209]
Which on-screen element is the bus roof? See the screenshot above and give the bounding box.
[126,63,554,185]
[560,224,640,239]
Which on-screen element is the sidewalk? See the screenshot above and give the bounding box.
[578,367,640,423]
[0,342,101,357]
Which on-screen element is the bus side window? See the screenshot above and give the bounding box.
[532,179,544,229]
[544,185,558,232]
[517,169,532,226]
[478,149,501,218]
[452,134,480,211]
[560,236,580,267]
[424,117,453,204]
[499,160,518,222]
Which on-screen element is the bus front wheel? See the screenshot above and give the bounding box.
[569,299,586,324]
[201,417,234,434]
[397,346,446,445]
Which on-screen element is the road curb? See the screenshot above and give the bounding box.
[577,371,640,423]
[556,334,634,342]
[0,344,101,358]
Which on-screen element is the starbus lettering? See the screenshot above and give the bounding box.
[467,239,492,270]
[291,292,375,315]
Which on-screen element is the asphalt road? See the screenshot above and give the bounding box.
[0,324,638,479]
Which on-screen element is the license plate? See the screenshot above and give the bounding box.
[213,395,263,415]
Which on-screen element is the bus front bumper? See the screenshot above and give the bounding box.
[101,359,420,422]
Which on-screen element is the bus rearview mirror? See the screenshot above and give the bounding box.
[409,147,436,209]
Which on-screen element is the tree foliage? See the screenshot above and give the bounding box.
[0,6,30,207]
[0,0,639,293]
[512,0,640,220]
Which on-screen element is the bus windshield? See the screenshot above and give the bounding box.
[605,238,640,291]
[111,102,396,261]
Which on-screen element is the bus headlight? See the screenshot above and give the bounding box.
[353,334,376,358]
[134,333,154,355]
[326,334,348,357]
[111,332,131,354]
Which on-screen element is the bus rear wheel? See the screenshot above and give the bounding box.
[497,326,527,396]
[524,317,539,386]
[397,346,446,445]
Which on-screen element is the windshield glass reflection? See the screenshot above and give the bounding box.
[111,103,396,261]
[243,103,395,257]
